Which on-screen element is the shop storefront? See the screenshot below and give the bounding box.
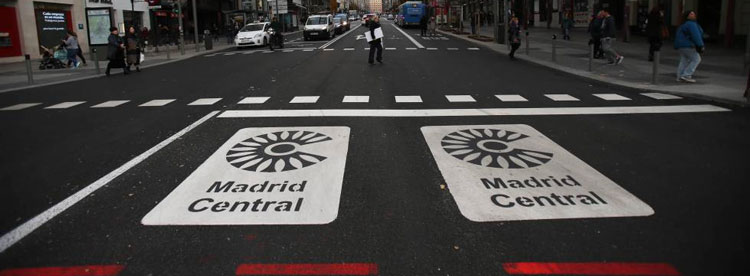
[0,4,23,59]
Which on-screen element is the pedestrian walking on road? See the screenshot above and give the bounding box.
[368,15,383,65]
[126,26,141,73]
[646,6,668,61]
[105,27,128,76]
[588,11,604,59]
[674,10,705,83]
[600,9,624,65]
[420,15,428,36]
[62,30,80,68]
[508,16,522,60]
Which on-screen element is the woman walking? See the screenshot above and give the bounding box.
[105,27,128,76]
[508,16,521,60]
[126,26,141,72]
[62,30,80,68]
[674,11,705,83]
[646,6,667,61]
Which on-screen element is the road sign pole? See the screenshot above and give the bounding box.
[193,0,199,52]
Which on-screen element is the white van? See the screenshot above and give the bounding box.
[303,15,335,40]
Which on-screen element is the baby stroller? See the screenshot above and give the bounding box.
[39,44,67,70]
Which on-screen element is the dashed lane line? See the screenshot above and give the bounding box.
[641,92,683,100]
[545,94,580,102]
[395,95,423,103]
[238,96,270,104]
[495,95,529,102]
[188,98,223,106]
[289,96,320,104]
[0,110,220,253]
[594,93,632,101]
[0,103,42,111]
[445,95,476,102]
[91,100,130,108]
[44,101,86,109]
[139,99,176,107]
[342,96,370,103]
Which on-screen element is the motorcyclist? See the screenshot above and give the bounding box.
[270,17,283,44]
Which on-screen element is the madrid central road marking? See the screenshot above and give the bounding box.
[217,105,729,118]
[142,127,351,225]
[422,124,654,221]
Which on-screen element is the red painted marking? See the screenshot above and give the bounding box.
[236,263,378,275]
[0,265,124,276]
[502,262,680,275]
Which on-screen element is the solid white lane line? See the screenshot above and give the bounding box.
[320,25,359,49]
[0,110,220,253]
[545,94,580,101]
[395,95,423,103]
[44,101,86,109]
[91,100,130,108]
[0,103,42,111]
[495,95,528,102]
[139,99,176,107]
[342,96,370,103]
[593,93,631,101]
[218,105,730,118]
[289,96,320,104]
[390,23,425,48]
[641,92,683,100]
[188,98,222,106]
[445,95,476,102]
[238,96,270,104]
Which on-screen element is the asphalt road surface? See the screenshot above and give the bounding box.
[1,21,748,275]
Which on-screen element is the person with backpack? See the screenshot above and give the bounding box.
[508,16,522,60]
[674,10,705,83]
[600,9,624,65]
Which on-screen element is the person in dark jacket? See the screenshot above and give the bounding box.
[105,27,128,76]
[368,15,383,64]
[508,16,521,59]
[126,26,141,72]
[420,15,428,36]
[588,11,604,58]
[674,10,705,83]
[600,9,624,65]
[645,6,667,61]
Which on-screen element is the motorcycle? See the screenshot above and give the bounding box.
[267,28,284,50]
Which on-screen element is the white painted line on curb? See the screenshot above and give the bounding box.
[391,23,425,49]
[0,110,220,253]
[0,103,42,111]
[290,96,320,104]
[139,99,176,107]
[495,95,529,102]
[91,100,130,108]
[342,96,370,103]
[545,94,580,102]
[395,95,423,103]
[188,98,223,106]
[593,93,631,101]
[641,92,683,100]
[44,101,86,109]
[445,95,476,103]
[238,96,270,104]
[217,105,730,118]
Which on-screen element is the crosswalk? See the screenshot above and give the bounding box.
[204,47,482,57]
[0,93,685,112]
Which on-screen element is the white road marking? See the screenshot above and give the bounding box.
[290,96,320,104]
[421,124,654,222]
[364,48,370,50]
[139,99,176,107]
[224,52,237,56]
[343,48,355,51]
[593,93,631,101]
[0,103,42,111]
[447,48,459,50]
[467,47,480,50]
[641,92,682,100]
[303,49,314,52]
[282,50,294,53]
[445,95,476,102]
[426,48,438,50]
[0,111,219,253]
[188,98,223,106]
[320,26,359,49]
[242,51,257,55]
[91,100,130,108]
[44,101,86,109]
[323,48,335,51]
[239,96,270,104]
[204,53,219,57]
[395,95,423,103]
[262,51,274,54]
[495,95,529,102]
[406,47,417,50]
[218,105,729,118]
[391,23,425,48]
[545,94,580,101]
[342,96,370,103]
[385,48,396,50]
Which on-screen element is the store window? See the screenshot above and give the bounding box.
[34,3,73,54]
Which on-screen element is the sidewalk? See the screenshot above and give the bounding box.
[0,40,234,93]
[454,23,749,105]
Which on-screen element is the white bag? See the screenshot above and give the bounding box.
[139,53,145,63]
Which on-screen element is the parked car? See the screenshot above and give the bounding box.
[304,14,335,40]
[234,22,270,48]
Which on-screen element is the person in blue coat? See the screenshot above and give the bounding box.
[674,10,704,83]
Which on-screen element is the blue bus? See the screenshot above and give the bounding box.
[397,1,426,27]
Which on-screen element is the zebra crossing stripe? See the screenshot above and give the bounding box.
[91,100,130,108]
[44,101,86,109]
[395,95,423,103]
[545,94,580,102]
[0,103,42,111]
[495,95,528,102]
[139,99,176,107]
[188,98,223,106]
[238,97,270,104]
[593,93,631,101]
[641,93,682,100]
[290,96,320,104]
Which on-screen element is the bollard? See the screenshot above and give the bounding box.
[24,54,33,84]
[652,51,660,84]
[551,34,557,62]
[92,48,101,75]
[525,31,530,55]
[166,45,171,60]
[588,43,594,72]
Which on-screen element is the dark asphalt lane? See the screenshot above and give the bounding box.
[0,17,748,276]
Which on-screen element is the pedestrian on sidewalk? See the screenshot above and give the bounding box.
[105,27,128,76]
[588,11,604,59]
[368,15,383,65]
[674,10,705,83]
[562,11,573,40]
[62,30,80,68]
[420,15,428,36]
[508,16,522,60]
[126,26,141,73]
[646,6,668,61]
[71,30,87,66]
[600,9,624,65]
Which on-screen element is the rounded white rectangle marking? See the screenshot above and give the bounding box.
[142,126,351,225]
[343,96,370,103]
[593,94,631,101]
[495,95,528,102]
[545,94,580,101]
[188,98,223,106]
[44,101,86,109]
[395,96,423,103]
[91,100,130,108]
[239,97,270,104]
[445,95,476,103]
[421,124,654,222]
[139,99,176,107]
[290,96,320,104]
